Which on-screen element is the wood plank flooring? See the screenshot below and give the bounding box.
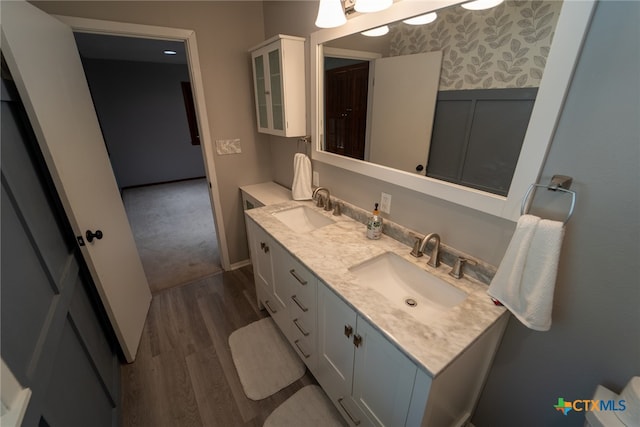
[121,266,318,427]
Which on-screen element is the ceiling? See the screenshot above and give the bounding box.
[74,32,187,65]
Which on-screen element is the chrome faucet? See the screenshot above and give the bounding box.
[410,233,441,268]
[312,187,332,211]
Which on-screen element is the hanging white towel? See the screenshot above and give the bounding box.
[488,214,565,331]
[291,153,313,200]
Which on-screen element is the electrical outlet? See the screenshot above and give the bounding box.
[313,171,320,187]
[380,192,392,214]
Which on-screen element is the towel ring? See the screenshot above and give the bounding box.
[520,175,576,225]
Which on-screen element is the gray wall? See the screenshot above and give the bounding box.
[264,1,639,426]
[82,58,205,188]
[473,2,640,425]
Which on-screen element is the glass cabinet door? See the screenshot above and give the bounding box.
[268,48,284,131]
[253,55,268,129]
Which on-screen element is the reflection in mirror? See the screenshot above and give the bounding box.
[322,0,562,196]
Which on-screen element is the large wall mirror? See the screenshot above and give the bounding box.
[311,0,596,221]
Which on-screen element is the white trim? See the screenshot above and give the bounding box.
[230,259,253,271]
[311,0,596,222]
[1,359,31,427]
[55,15,231,269]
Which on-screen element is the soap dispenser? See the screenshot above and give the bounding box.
[366,203,383,240]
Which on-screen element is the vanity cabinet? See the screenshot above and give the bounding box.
[250,34,306,137]
[317,281,418,427]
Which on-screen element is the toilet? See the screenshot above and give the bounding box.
[584,377,639,427]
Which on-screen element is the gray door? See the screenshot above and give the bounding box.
[1,77,120,426]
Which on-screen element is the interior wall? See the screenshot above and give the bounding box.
[262,0,318,190]
[82,58,205,189]
[267,1,639,427]
[473,1,639,425]
[31,0,271,265]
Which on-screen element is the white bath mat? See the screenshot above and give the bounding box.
[264,385,346,427]
[229,317,306,400]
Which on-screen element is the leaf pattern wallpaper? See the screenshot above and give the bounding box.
[389,0,562,91]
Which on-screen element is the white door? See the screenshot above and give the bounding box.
[368,51,443,174]
[1,0,151,362]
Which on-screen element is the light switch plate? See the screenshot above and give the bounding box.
[380,192,392,214]
[215,139,241,155]
[313,171,320,187]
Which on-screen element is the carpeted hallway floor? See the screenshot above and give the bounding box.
[122,178,222,293]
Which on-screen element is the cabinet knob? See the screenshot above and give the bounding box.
[353,334,363,348]
[260,242,269,253]
[344,324,353,338]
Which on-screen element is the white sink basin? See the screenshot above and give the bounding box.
[272,206,334,233]
[349,252,467,322]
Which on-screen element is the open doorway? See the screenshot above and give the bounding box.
[74,32,222,293]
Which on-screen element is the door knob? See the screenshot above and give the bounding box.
[86,229,103,243]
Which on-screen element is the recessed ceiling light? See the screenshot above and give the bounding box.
[461,0,504,11]
[361,25,389,37]
[403,12,438,26]
[163,50,177,55]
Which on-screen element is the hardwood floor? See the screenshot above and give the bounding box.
[121,266,318,426]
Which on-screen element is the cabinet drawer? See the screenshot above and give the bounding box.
[291,320,316,371]
[286,261,316,303]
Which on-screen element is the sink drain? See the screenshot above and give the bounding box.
[405,298,418,308]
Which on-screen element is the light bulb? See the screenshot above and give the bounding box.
[361,25,389,37]
[315,0,347,28]
[403,12,437,26]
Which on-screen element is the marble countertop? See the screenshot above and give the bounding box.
[246,200,507,377]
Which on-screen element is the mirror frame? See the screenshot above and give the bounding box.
[311,0,596,221]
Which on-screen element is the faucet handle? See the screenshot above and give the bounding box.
[449,257,477,279]
[410,237,423,258]
[333,201,341,216]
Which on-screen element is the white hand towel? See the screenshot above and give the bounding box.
[488,214,565,331]
[291,153,313,200]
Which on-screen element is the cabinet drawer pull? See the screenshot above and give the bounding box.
[264,300,277,314]
[289,269,307,285]
[294,339,311,359]
[293,318,310,336]
[337,397,361,425]
[291,295,309,312]
[344,324,353,338]
[353,334,363,348]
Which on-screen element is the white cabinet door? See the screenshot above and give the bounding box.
[2,0,151,362]
[318,282,419,427]
[318,283,369,426]
[247,220,287,328]
[352,319,418,427]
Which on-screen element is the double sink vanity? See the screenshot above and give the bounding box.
[243,189,508,427]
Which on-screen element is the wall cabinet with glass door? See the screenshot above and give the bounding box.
[250,35,306,137]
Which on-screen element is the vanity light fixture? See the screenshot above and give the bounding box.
[163,50,177,55]
[361,25,390,37]
[403,12,438,26]
[354,0,392,13]
[461,0,504,10]
[315,0,348,28]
